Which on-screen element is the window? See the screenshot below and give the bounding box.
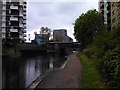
[119,23,120,26]
[2,32,6,39]
[112,18,115,23]
[2,11,6,15]
[112,2,116,6]
[2,28,6,32]
[9,10,11,13]
[118,14,120,18]
[2,5,6,10]
[3,1,6,4]
[2,22,5,27]
[2,16,6,21]
[112,10,116,15]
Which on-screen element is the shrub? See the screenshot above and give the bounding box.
[91,27,120,88]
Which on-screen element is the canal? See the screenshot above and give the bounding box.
[2,54,67,88]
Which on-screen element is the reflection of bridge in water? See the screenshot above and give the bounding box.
[16,42,81,56]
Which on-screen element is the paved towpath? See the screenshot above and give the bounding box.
[35,52,82,88]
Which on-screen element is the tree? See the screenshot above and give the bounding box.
[40,26,52,39]
[74,9,104,49]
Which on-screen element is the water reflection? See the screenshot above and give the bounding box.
[2,54,66,88]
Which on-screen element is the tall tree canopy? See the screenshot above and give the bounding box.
[74,9,104,49]
[40,26,52,39]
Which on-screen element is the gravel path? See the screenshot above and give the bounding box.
[35,52,82,88]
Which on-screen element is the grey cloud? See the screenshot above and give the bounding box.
[26,1,98,41]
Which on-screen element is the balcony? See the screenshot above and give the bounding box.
[107,5,110,10]
[2,33,6,39]
[24,6,27,8]
[107,12,111,17]
[24,26,26,29]
[23,21,26,24]
[24,34,26,37]
[23,17,26,20]
[20,13,23,17]
[2,11,6,16]
[10,6,18,10]
[24,2,27,4]
[2,17,6,21]
[100,10,104,14]
[100,4,104,8]
[23,30,26,33]
[2,23,5,27]
[20,2,24,5]
[10,29,18,32]
[10,17,18,21]
[2,6,6,10]
[19,24,23,27]
[2,28,6,33]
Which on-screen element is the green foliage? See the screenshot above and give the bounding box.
[91,27,120,88]
[78,53,105,88]
[74,9,120,88]
[98,46,120,87]
[74,9,104,49]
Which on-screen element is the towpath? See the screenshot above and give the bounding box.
[35,52,82,88]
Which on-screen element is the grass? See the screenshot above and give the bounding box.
[78,52,105,88]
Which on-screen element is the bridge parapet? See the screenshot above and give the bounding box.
[16,43,47,51]
[48,42,81,49]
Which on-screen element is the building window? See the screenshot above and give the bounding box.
[9,21,11,25]
[3,1,6,5]
[2,22,5,27]
[119,23,120,26]
[2,5,6,10]
[112,10,116,15]
[112,18,115,23]
[2,28,6,32]
[2,11,6,15]
[118,14,120,18]
[112,2,116,6]
[9,10,11,13]
[2,33,6,39]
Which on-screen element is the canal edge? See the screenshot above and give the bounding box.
[60,58,70,69]
[27,58,70,90]
[27,69,52,89]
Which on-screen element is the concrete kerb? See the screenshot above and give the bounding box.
[27,57,70,90]
[27,69,52,89]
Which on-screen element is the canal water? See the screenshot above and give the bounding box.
[2,54,67,88]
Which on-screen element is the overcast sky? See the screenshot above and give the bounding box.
[26,0,98,42]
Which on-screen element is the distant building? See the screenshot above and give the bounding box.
[99,0,120,31]
[1,0,27,44]
[53,29,73,42]
[34,34,49,45]
[67,36,73,42]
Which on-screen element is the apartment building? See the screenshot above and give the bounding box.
[1,0,27,44]
[99,0,120,31]
[53,29,73,42]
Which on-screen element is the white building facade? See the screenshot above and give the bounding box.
[0,0,27,43]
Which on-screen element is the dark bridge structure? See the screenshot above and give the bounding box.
[16,42,81,56]
[48,42,81,55]
[48,42,81,48]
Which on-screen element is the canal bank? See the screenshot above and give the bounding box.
[34,52,82,89]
